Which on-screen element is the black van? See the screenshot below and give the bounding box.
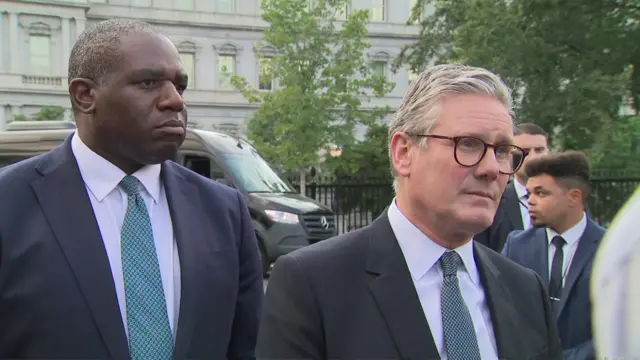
[0,121,337,275]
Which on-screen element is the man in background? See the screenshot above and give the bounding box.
[503,151,604,360]
[475,123,549,251]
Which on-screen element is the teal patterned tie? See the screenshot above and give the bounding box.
[120,175,173,360]
[440,251,481,360]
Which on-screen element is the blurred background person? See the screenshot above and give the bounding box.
[475,123,549,251]
[591,186,640,359]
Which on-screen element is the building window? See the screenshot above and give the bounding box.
[30,35,51,75]
[335,2,349,20]
[131,0,152,6]
[218,55,236,90]
[176,0,194,10]
[259,58,274,91]
[179,53,195,89]
[371,0,385,21]
[372,61,386,77]
[217,0,235,13]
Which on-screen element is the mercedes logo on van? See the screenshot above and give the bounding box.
[320,216,330,230]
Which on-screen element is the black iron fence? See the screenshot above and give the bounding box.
[289,172,640,233]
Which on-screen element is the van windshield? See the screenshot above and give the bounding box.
[221,149,296,193]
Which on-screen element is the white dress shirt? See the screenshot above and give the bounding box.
[545,212,587,287]
[513,179,531,230]
[71,132,181,339]
[388,200,498,360]
[591,187,640,359]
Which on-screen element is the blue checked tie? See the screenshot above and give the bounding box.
[120,176,173,360]
[440,251,481,360]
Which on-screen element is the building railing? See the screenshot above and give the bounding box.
[289,171,640,234]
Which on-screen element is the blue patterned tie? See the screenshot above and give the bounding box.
[120,176,173,360]
[440,251,481,360]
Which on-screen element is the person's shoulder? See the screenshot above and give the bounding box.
[0,152,48,188]
[281,225,371,272]
[507,227,538,244]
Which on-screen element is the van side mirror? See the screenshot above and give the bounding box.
[216,178,235,188]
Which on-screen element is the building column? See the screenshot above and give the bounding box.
[61,17,71,76]
[0,13,4,72]
[0,105,8,131]
[9,12,19,74]
[75,18,86,38]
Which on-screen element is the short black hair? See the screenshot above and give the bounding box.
[515,122,548,137]
[525,151,591,200]
[68,19,159,85]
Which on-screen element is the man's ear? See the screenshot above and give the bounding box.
[390,132,414,179]
[568,188,583,208]
[69,78,98,114]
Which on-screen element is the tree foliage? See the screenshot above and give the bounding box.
[396,0,639,153]
[11,106,66,122]
[325,122,391,179]
[232,0,395,176]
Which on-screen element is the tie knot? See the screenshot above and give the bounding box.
[523,193,529,200]
[551,236,566,248]
[440,251,462,276]
[119,176,141,196]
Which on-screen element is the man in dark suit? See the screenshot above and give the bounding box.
[257,64,562,360]
[502,151,604,360]
[474,123,550,252]
[0,19,263,359]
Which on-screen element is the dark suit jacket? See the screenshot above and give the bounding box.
[0,136,263,359]
[502,217,605,360]
[475,181,523,252]
[257,212,563,360]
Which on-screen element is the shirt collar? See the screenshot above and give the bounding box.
[71,132,162,203]
[513,179,528,199]
[387,199,479,285]
[546,212,588,247]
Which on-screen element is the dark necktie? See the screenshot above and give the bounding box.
[440,251,482,360]
[549,235,566,311]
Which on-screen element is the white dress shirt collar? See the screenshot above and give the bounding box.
[513,179,528,199]
[388,199,480,285]
[71,132,162,203]
[546,212,588,246]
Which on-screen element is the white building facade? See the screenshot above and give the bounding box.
[0,0,422,134]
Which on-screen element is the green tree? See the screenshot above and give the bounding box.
[232,0,395,193]
[396,0,638,153]
[11,106,66,122]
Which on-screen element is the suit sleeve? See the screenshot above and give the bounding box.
[532,269,563,359]
[227,191,264,360]
[562,340,594,360]
[256,254,324,360]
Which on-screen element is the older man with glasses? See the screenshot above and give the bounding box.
[256,64,562,360]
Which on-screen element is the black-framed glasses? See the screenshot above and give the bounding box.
[413,134,529,175]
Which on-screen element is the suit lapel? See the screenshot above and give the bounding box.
[503,183,524,230]
[365,214,439,360]
[474,244,521,359]
[556,219,600,317]
[531,229,550,288]
[30,136,129,359]
[162,162,209,360]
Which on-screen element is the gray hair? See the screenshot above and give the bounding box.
[388,63,513,187]
[68,19,160,85]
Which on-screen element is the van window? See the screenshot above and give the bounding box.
[183,155,226,180]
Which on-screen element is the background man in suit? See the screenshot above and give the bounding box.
[475,123,549,251]
[257,64,562,360]
[0,19,263,359]
[502,151,604,360]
